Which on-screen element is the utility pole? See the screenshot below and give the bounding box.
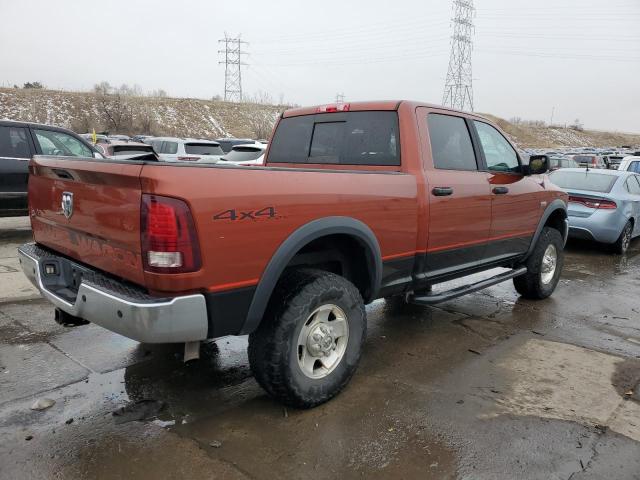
[442,0,475,111]
[218,34,249,102]
[550,106,555,126]
[335,93,345,103]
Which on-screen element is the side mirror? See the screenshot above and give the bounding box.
[525,155,549,175]
[93,151,105,159]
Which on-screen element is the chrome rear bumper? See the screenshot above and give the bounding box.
[18,244,208,343]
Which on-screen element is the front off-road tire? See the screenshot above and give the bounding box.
[248,269,366,408]
[513,227,564,300]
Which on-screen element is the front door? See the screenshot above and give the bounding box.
[418,109,492,278]
[471,120,543,259]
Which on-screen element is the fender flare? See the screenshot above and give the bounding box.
[524,199,568,259]
[240,216,382,334]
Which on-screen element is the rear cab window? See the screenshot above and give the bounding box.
[267,111,399,166]
[185,143,224,156]
[223,147,264,162]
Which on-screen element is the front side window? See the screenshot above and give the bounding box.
[34,129,93,157]
[473,121,519,173]
[427,114,477,171]
[0,126,30,158]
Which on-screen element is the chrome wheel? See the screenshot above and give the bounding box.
[540,244,558,285]
[296,304,349,379]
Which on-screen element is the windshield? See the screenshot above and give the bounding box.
[549,171,618,193]
[185,143,224,155]
[223,147,264,162]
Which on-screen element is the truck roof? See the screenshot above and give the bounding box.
[282,100,488,119]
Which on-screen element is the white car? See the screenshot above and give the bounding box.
[146,137,224,162]
[618,156,640,174]
[205,142,267,166]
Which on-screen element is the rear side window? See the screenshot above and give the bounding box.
[427,114,477,171]
[629,161,640,173]
[549,171,618,193]
[161,142,178,154]
[268,111,400,166]
[185,143,224,155]
[0,126,30,158]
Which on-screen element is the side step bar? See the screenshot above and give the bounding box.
[409,267,527,305]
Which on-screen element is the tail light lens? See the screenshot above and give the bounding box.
[568,195,617,209]
[141,194,201,273]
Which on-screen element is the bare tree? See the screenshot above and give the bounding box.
[247,111,276,139]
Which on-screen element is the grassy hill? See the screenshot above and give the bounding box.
[1,88,638,148]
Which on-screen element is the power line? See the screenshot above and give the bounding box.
[218,34,249,102]
[443,0,475,111]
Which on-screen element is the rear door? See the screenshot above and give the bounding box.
[418,109,491,276]
[0,124,33,212]
[471,120,542,259]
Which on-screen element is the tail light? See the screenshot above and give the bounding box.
[141,194,201,273]
[177,156,200,161]
[568,195,617,209]
[316,103,350,113]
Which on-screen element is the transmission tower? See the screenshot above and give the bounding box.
[442,0,475,111]
[335,93,345,103]
[218,35,248,102]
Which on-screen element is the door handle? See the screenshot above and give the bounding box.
[432,187,453,196]
[492,186,509,195]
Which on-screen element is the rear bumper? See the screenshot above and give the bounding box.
[18,243,208,343]
[567,210,626,244]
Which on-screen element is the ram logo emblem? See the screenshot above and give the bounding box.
[61,192,74,219]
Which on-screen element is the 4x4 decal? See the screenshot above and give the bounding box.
[213,206,277,221]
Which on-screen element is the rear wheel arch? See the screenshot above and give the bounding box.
[240,217,382,334]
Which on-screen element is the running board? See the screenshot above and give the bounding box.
[408,267,527,305]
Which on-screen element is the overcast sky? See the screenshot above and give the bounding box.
[1,0,639,132]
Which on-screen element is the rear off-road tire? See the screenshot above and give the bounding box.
[513,227,564,300]
[248,269,366,408]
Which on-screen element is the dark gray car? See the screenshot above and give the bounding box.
[0,120,101,217]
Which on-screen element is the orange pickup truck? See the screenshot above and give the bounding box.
[19,101,568,407]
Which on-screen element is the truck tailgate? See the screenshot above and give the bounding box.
[29,156,145,285]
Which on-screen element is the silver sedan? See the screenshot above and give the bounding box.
[548,168,640,254]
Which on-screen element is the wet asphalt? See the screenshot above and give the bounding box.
[1,217,639,479]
